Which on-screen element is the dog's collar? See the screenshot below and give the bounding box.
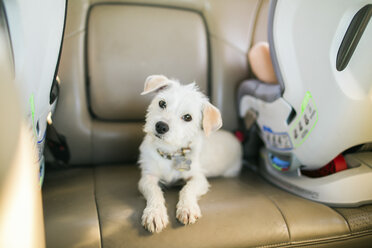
[157,146,191,160]
[157,146,192,172]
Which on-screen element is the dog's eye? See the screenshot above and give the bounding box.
[182,114,192,122]
[159,100,166,109]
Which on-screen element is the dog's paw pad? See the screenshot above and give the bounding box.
[176,202,201,225]
[142,205,169,233]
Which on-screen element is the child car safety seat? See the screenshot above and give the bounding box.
[238,0,372,206]
[3,0,66,185]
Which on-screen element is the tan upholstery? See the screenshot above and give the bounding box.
[54,0,258,164]
[43,168,101,248]
[252,0,270,45]
[87,5,208,121]
[43,165,372,248]
[44,1,372,248]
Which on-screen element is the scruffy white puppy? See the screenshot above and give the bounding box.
[138,75,242,233]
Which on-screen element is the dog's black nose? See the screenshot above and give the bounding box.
[155,121,169,135]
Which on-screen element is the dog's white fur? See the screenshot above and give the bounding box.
[138,75,242,233]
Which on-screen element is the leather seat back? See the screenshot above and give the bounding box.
[54,0,258,165]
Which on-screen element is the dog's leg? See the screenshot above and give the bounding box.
[138,174,169,233]
[176,173,210,225]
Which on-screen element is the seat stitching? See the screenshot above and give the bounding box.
[332,208,353,233]
[266,194,292,242]
[92,166,104,248]
[255,230,372,248]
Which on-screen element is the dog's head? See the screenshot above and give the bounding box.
[141,75,222,147]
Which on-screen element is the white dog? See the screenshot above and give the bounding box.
[138,75,242,233]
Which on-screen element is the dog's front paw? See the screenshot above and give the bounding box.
[176,200,201,225]
[142,205,169,233]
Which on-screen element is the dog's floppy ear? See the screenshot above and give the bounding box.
[202,102,222,136]
[141,75,172,95]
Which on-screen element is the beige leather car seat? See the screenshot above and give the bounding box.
[53,0,254,165]
[43,1,372,247]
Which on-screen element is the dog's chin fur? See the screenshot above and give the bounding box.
[145,130,190,149]
[138,76,242,233]
[144,130,199,157]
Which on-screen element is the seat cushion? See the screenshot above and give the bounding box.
[43,165,372,248]
[42,167,101,248]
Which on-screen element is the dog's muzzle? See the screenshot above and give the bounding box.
[155,121,169,135]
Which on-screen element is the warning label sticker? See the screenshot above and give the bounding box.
[289,91,318,148]
[262,126,293,151]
